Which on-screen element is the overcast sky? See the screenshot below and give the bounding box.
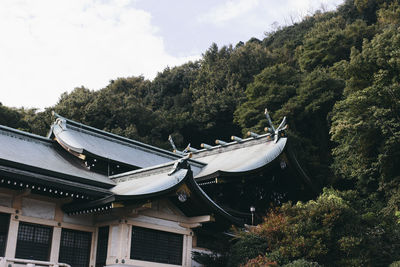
[0,0,344,109]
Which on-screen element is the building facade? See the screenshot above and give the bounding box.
[0,112,310,267]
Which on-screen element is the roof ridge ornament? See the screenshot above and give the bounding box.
[215,139,228,146]
[168,153,192,176]
[231,136,243,142]
[264,108,276,132]
[201,143,214,150]
[247,131,260,138]
[264,108,287,143]
[168,135,185,156]
[168,135,199,154]
[55,118,67,131]
[185,143,199,153]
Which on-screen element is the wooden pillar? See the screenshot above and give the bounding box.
[183,234,193,267]
[5,216,19,258]
[50,226,62,263]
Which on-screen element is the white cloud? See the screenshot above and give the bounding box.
[0,0,199,109]
[198,0,260,25]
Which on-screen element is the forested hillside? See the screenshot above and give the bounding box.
[1,0,400,265]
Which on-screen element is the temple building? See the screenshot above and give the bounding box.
[0,111,312,267]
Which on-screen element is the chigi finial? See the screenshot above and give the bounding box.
[169,135,200,154]
[264,108,287,143]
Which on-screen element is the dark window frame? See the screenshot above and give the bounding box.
[0,213,10,257]
[95,226,109,267]
[130,226,183,265]
[15,222,53,261]
[58,228,92,267]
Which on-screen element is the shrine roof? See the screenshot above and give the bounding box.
[0,125,114,188]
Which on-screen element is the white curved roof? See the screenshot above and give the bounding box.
[52,117,179,168]
[112,169,187,196]
[192,137,287,179]
[50,115,287,182]
[0,125,114,187]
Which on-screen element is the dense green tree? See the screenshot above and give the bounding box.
[234,64,300,134]
[297,16,375,71]
[0,103,30,130]
[54,86,95,122]
[331,26,400,196]
[189,42,273,146]
[241,189,400,266]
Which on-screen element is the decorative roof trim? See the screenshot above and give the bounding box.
[191,134,273,159]
[0,157,114,188]
[184,169,245,226]
[0,164,112,196]
[0,125,52,143]
[63,156,244,225]
[52,112,181,159]
[110,158,205,182]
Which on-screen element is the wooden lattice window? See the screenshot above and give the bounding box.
[0,213,10,257]
[130,226,183,265]
[95,226,109,267]
[59,228,92,267]
[15,222,52,261]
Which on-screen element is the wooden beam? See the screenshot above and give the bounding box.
[187,215,215,223]
[139,209,214,224]
[179,222,202,229]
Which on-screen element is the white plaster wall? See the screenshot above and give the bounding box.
[21,198,55,220]
[110,225,119,257]
[63,213,93,226]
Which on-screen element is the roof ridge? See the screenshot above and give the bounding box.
[110,161,176,182]
[0,125,51,143]
[53,112,181,158]
[191,134,272,158]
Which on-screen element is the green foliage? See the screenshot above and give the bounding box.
[228,233,269,267]
[242,255,278,267]
[330,26,400,195]
[189,42,273,145]
[377,1,400,26]
[298,16,375,71]
[282,259,321,267]
[192,251,229,267]
[234,63,300,133]
[54,86,95,121]
[191,231,232,267]
[239,189,400,266]
[0,103,30,130]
